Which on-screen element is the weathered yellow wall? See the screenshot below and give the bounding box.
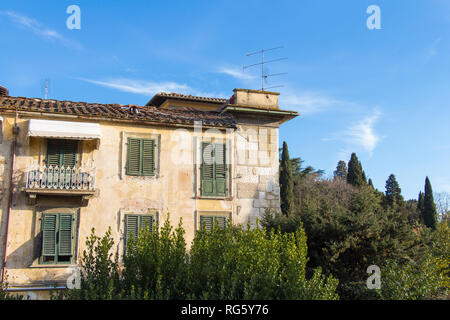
[233,89,279,110]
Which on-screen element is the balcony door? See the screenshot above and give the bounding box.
[46,139,78,168]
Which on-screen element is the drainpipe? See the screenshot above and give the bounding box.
[1,110,19,285]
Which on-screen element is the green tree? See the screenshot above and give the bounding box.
[417,192,425,216]
[422,177,438,230]
[383,174,405,213]
[280,141,294,216]
[347,153,366,187]
[263,180,425,300]
[333,160,347,181]
[291,157,324,184]
[368,178,374,189]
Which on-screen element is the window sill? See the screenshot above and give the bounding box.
[29,263,77,269]
[195,196,233,201]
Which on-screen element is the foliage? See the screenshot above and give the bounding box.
[291,157,324,184]
[280,141,294,216]
[0,275,24,300]
[346,153,366,187]
[58,217,338,300]
[189,220,338,299]
[334,160,347,181]
[379,253,448,300]
[56,227,121,299]
[263,179,428,300]
[383,174,404,211]
[121,217,187,299]
[422,177,438,230]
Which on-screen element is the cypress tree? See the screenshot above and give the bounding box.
[333,160,347,180]
[384,174,404,211]
[368,178,374,189]
[422,177,438,230]
[417,191,424,216]
[347,153,365,187]
[280,141,294,216]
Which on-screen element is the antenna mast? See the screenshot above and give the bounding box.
[243,46,287,91]
[44,79,49,99]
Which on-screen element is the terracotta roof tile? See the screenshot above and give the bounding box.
[0,96,236,128]
[147,92,229,106]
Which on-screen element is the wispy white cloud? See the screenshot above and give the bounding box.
[0,11,81,50]
[323,109,382,157]
[74,77,191,95]
[280,92,342,115]
[426,37,441,59]
[344,109,382,156]
[74,77,229,99]
[217,67,255,80]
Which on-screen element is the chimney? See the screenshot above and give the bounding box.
[232,88,279,110]
[0,85,9,97]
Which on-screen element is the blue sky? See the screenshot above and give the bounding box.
[1,0,449,199]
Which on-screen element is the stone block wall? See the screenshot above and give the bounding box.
[234,124,280,226]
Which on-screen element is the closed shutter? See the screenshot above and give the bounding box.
[125,215,139,247]
[140,215,154,232]
[214,143,226,197]
[201,143,214,196]
[46,140,61,166]
[46,139,78,167]
[215,216,227,229]
[200,216,214,231]
[58,214,73,256]
[127,138,156,176]
[61,140,78,167]
[42,214,57,256]
[141,139,155,176]
[201,142,227,197]
[127,138,141,175]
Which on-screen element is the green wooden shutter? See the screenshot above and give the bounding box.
[42,214,57,256]
[58,214,73,256]
[140,215,154,233]
[47,139,77,167]
[125,215,139,247]
[200,216,214,231]
[61,140,78,167]
[141,139,155,176]
[214,143,227,197]
[127,138,141,175]
[215,216,227,229]
[46,140,61,166]
[201,143,214,196]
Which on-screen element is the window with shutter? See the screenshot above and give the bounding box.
[40,213,74,264]
[199,215,228,231]
[201,142,227,197]
[126,138,156,176]
[124,214,155,251]
[46,139,78,167]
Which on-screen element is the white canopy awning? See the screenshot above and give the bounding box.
[27,119,101,140]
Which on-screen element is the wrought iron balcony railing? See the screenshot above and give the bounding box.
[25,165,96,191]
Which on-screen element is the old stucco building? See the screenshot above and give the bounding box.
[0,85,297,298]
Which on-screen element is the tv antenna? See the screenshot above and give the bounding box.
[243,46,287,91]
[41,79,51,99]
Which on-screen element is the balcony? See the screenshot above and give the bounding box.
[25,165,96,205]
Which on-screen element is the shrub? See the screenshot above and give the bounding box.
[58,218,338,300]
